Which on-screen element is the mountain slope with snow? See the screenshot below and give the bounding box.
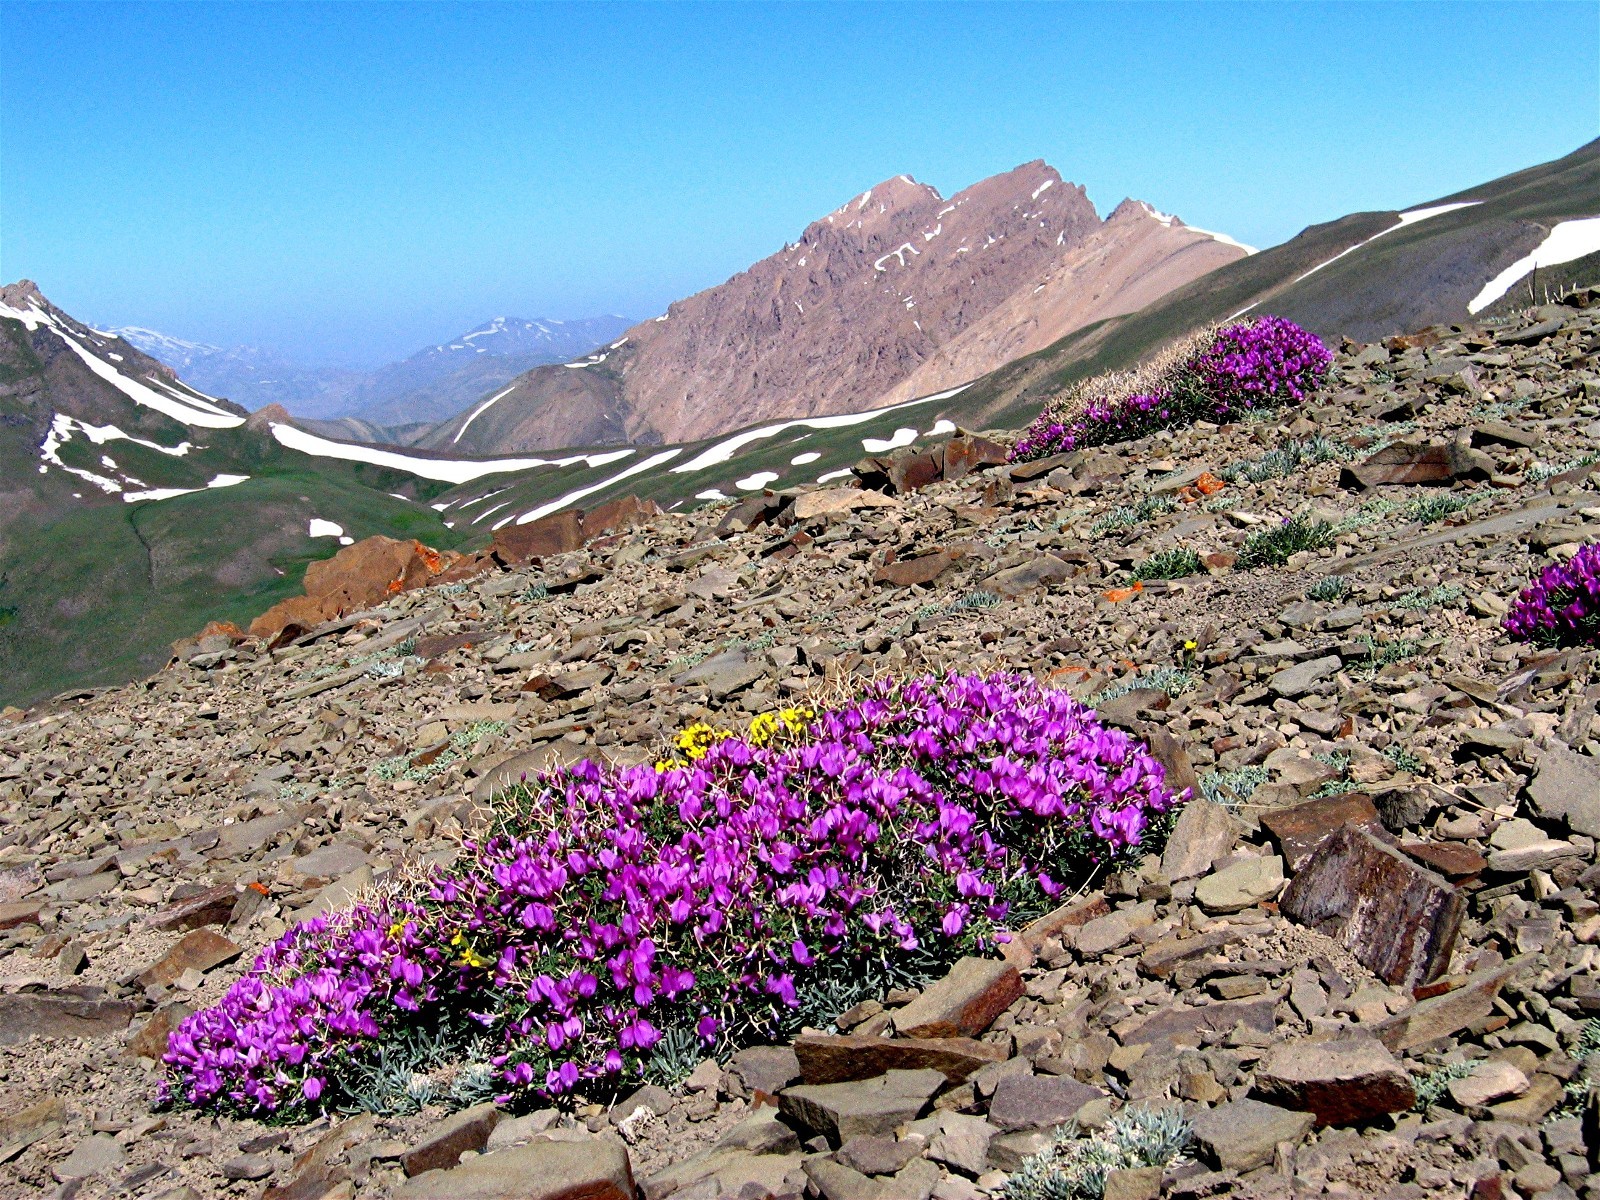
[951,137,1600,429]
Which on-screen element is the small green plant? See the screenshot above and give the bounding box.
[396,637,418,658]
[1561,1018,1599,1112]
[1236,515,1335,569]
[1130,548,1204,582]
[1406,494,1473,525]
[1384,744,1424,774]
[1355,634,1419,678]
[1306,575,1348,602]
[370,720,509,785]
[643,1025,706,1088]
[1003,1108,1192,1200]
[1334,497,1403,533]
[1096,666,1197,705]
[1201,493,1239,513]
[1309,752,1356,799]
[1529,454,1599,484]
[520,583,550,604]
[1199,765,1270,808]
[1092,494,1177,537]
[1220,437,1351,485]
[1411,1061,1476,1111]
[1395,584,1464,611]
[951,590,1001,612]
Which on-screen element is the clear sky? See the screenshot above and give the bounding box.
[4,1,1597,367]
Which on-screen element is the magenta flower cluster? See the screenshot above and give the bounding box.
[1504,543,1600,648]
[164,673,1183,1115]
[1011,316,1333,462]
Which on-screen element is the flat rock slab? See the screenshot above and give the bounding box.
[728,1045,801,1096]
[1372,960,1520,1053]
[1260,793,1386,872]
[1160,800,1238,882]
[1117,996,1276,1053]
[1269,655,1343,699]
[892,956,1021,1039]
[0,992,135,1045]
[792,1033,1007,1084]
[1280,825,1463,990]
[1253,1034,1415,1125]
[1190,1098,1314,1172]
[397,1136,636,1200]
[1195,855,1283,913]
[1526,741,1600,837]
[987,1073,1104,1132]
[139,928,242,989]
[779,1068,944,1143]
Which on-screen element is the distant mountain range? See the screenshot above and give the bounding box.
[108,314,633,423]
[405,162,1251,455]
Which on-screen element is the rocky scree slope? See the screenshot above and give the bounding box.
[0,302,1599,1200]
[421,163,1246,455]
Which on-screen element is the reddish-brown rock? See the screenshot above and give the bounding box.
[491,510,584,563]
[1281,825,1463,989]
[941,435,1009,483]
[873,549,962,588]
[401,1103,502,1177]
[1261,793,1386,871]
[1341,439,1494,489]
[139,928,242,988]
[1253,1034,1416,1125]
[792,1033,1007,1085]
[148,883,238,932]
[892,957,1023,1039]
[584,495,663,539]
[1402,841,1488,880]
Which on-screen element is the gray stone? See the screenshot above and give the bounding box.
[779,1069,945,1143]
[987,1073,1104,1132]
[53,1134,126,1181]
[1527,742,1600,837]
[1190,1098,1313,1171]
[1160,800,1239,882]
[729,1044,801,1095]
[1194,855,1283,914]
[1269,655,1342,699]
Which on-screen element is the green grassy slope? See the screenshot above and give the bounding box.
[0,463,468,708]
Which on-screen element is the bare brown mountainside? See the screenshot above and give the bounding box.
[421,162,1248,454]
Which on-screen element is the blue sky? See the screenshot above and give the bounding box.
[4,1,1597,367]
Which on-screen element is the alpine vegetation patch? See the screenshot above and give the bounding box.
[1236,514,1336,569]
[163,673,1185,1116]
[1012,316,1332,462]
[1505,543,1600,648]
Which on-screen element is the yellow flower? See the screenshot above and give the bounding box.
[1183,640,1198,652]
[388,922,407,941]
[450,931,492,969]
[748,711,781,746]
[674,721,729,760]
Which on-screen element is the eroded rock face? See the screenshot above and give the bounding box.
[395,1136,636,1200]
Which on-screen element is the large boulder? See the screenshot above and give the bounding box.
[1280,825,1463,989]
